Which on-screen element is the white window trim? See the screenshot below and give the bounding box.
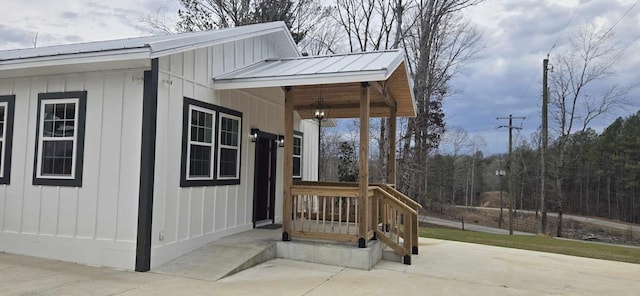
[0,102,7,178]
[293,133,303,179]
[36,98,79,180]
[186,105,216,181]
[217,113,241,180]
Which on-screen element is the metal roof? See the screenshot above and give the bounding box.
[213,50,405,89]
[0,22,298,69]
[214,50,416,118]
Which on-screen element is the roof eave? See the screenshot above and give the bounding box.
[212,70,388,90]
[0,47,151,71]
[400,60,417,117]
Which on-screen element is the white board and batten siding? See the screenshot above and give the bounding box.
[0,69,145,270]
[150,34,309,268]
[298,119,320,182]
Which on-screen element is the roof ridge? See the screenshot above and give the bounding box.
[267,49,402,62]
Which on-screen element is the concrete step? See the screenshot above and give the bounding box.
[276,239,383,270]
[382,246,403,263]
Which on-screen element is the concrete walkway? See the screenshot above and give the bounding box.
[2,237,639,295]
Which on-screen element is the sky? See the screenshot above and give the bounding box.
[1,0,639,155]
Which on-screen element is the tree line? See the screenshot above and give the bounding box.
[391,110,640,227]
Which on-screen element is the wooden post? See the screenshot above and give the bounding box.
[388,106,397,186]
[412,203,419,254]
[283,86,294,241]
[358,82,370,248]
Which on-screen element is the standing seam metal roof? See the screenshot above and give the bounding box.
[213,50,405,85]
[0,22,298,62]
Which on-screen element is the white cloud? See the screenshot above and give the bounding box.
[0,0,180,49]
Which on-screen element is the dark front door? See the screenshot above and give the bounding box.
[253,134,277,226]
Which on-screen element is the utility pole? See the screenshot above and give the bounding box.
[497,115,525,235]
[540,58,549,235]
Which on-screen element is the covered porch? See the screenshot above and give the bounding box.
[214,50,421,264]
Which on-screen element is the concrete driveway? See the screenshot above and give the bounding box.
[2,238,639,295]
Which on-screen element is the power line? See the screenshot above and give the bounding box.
[602,0,640,37]
[547,0,585,56]
[613,31,640,60]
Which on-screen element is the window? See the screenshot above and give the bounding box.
[187,106,215,180]
[181,97,242,187]
[293,131,303,179]
[33,91,87,187]
[218,114,240,180]
[0,95,15,185]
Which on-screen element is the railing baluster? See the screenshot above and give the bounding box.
[338,197,343,234]
[292,194,297,231]
[331,196,335,233]
[315,196,320,232]
[394,208,399,245]
[322,196,327,232]
[307,195,312,232]
[354,197,358,235]
[346,197,351,234]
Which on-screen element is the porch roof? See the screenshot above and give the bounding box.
[213,50,416,119]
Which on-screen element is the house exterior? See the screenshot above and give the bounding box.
[0,22,322,271]
[0,21,417,272]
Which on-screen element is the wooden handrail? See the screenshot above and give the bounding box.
[293,180,359,187]
[375,188,417,215]
[381,184,422,209]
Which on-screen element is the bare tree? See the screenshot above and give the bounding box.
[297,7,342,55]
[175,0,326,43]
[139,6,179,34]
[549,23,629,237]
[399,0,483,201]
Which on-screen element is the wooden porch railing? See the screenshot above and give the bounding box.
[285,181,421,264]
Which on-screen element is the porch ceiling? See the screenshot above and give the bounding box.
[213,50,416,119]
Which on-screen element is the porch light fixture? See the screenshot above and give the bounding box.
[309,97,329,121]
[277,135,285,147]
[250,128,259,142]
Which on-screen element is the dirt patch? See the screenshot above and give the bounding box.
[478,191,507,208]
[423,206,640,247]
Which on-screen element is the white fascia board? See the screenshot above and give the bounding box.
[0,48,150,71]
[384,51,406,78]
[212,70,387,90]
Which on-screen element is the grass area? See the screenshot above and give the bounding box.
[420,227,640,264]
